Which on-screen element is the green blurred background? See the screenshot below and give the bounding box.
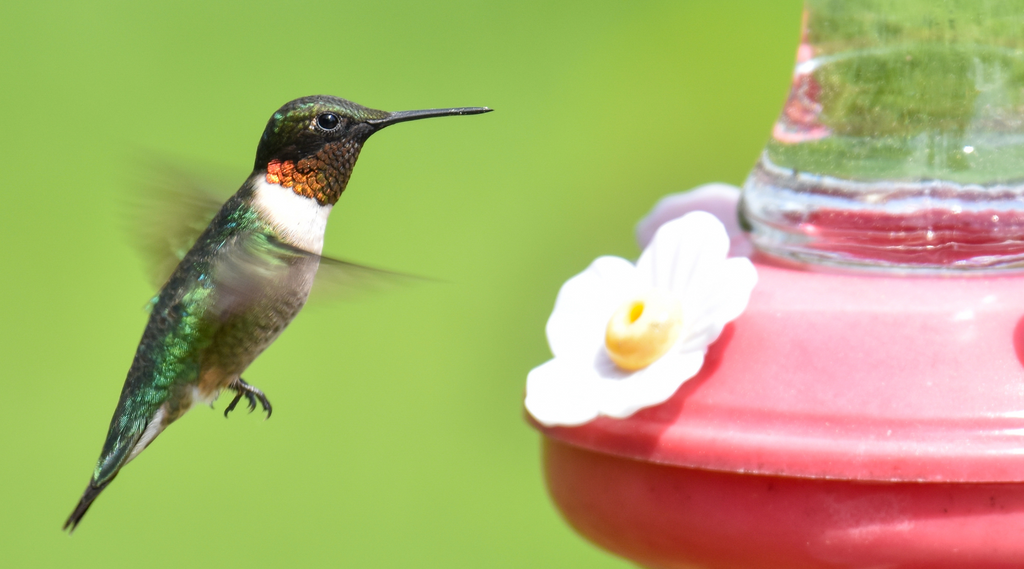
[0,1,800,566]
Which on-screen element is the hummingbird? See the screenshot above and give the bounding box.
[64,95,491,532]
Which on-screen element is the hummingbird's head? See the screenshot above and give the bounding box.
[253,95,491,205]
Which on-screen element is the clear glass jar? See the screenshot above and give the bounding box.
[742,0,1024,271]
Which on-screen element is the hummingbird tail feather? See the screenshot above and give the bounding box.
[65,405,165,532]
[63,477,114,533]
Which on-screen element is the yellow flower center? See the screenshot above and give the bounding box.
[604,290,684,371]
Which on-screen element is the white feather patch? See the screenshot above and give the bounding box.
[126,406,167,464]
[252,178,332,254]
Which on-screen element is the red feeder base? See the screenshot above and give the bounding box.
[545,439,1024,569]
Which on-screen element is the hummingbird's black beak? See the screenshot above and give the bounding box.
[366,107,492,130]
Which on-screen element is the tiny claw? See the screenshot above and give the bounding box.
[224,392,244,417]
[245,391,257,413]
[224,377,272,419]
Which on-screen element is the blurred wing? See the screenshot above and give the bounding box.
[127,164,430,303]
[211,232,430,317]
[210,232,300,319]
[312,254,432,302]
[126,163,231,288]
[283,239,433,302]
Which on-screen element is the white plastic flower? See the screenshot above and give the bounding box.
[525,211,757,427]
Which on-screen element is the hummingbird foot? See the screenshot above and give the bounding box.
[223,378,272,419]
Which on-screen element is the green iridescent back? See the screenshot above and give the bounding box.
[93,185,270,483]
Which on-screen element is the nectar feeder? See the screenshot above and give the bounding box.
[531,1,1024,567]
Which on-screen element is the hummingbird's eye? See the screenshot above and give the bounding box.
[316,113,341,131]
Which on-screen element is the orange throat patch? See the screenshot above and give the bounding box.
[264,140,361,205]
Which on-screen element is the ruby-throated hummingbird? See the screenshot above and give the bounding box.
[64,95,491,531]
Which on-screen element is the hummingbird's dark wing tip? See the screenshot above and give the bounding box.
[63,478,113,534]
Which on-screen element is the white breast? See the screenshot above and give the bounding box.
[251,178,333,254]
